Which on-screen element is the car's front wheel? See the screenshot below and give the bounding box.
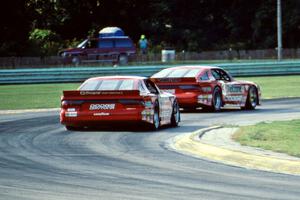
[71,56,80,65]
[170,100,180,127]
[242,86,258,110]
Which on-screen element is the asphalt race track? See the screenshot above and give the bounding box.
[1,98,300,200]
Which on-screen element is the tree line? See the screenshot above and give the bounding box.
[1,0,300,56]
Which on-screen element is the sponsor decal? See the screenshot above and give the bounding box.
[158,78,180,83]
[65,111,77,117]
[89,104,115,110]
[93,112,110,116]
[225,95,243,102]
[201,87,212,92]
[162,89,175,94]
[80,91,123,95]
[67,108,76,112]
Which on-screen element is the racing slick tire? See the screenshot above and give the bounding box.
[118,54,128,65]
[150,101,160,130]
[203,87,222,112]
[65,125,81,131]
[242,86,258,110]
[170,100,180,127]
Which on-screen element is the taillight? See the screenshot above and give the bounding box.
[61,100,84,108]
[179,85,201,92]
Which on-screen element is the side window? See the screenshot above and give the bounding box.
[144,80,159,94]
[211,70,221,80]
[199,71,210,81]
[212,69,231,81]
[98,40,114,48]
[115,39,133,48]
[87,39,98,48]
[219,69,231,81]
[138,81,147,93]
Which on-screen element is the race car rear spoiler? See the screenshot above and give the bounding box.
[62,90,142,100]
[151,77,196,83]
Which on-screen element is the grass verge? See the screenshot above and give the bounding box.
[0,83,80,110]
[232,119,300,157]
[236,75,300,99]
[0,75,299,110]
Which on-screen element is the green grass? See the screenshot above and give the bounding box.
[233,119,300,157]
[0,83,80,110]
[0,75,300,110]
[236,75,300,99]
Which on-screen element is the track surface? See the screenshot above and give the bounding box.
[1,99,300,200]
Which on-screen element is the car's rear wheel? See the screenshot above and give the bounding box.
[65,125,80,131]
[150,102,160,130]
[203,87,222,112]
[242,86,258,110]
[171,100,180,127]
[118,54,128,65]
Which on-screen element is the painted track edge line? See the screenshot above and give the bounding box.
[171,127,300,176]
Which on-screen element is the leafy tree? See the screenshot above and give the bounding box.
[29,28,61,56]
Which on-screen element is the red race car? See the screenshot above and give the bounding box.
[151,66,261,111]
[60,76,180,130]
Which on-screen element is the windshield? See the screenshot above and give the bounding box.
[76,39,88,48]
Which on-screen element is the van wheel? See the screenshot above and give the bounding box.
[118,54,128,65]
[71,56,80,65]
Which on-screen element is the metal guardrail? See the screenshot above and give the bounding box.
[1,61,300,84]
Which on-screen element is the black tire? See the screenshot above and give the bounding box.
[242,86,258,110]
[71,56,80,65]
[65,125,78,131]
[182,106,198,112]
[205,87,222,112]
[150,101,160,130]
[118,54,128,65]
[170,100,180,127]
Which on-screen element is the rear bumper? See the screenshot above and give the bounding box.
[176,92,212,108]
[60,109,154,127]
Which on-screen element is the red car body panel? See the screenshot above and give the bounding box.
[151,66,261,109]
[60,76,178,128]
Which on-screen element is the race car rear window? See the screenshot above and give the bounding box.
[152,68,201,78]
[183,69,201,77]
[79,80,100,90]
[80,79,135,90]
[151,68,173,78]
[118,80,135,90]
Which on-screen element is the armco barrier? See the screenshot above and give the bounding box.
[0,61,300,84]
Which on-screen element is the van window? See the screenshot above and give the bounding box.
[115,39,133,48]
[98,40,114,48]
